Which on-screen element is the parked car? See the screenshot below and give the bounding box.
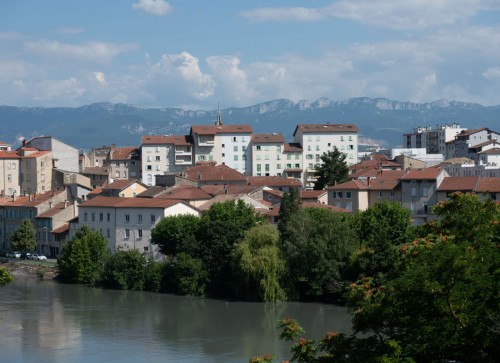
[21,252,32,259]
[7,251,21,259]
[30,253,47,261]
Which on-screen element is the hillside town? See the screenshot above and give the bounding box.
[0,117,499,260]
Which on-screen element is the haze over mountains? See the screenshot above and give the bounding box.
[1,97,499,151]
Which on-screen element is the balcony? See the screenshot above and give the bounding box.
[175,155,193,165]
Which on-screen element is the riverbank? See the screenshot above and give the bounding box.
[1,259,58,280]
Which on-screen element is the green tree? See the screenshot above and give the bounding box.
[232,223,286,302]
[150,214,201,256]
[313,147,349,190]
[57,225,109,284]
[0,267,13,287]
[101,249,149,291]
[198,199,264,296]
[172,252,208,296]
[10,218,36,254]
[277,187,301,239]
[281,207,357,298]
[347,193,500,362]
[350,201,415,281]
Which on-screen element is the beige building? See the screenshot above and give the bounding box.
[0,150,21,197]
[251,133,285,177]
[18,148,53,195]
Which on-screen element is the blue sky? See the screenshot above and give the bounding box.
[1,0,500,109]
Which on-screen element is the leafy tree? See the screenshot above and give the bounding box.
[150,214,201,256]
[57,225,109,284]
[0,267,13,287]
[350,201,415,281]
[313,147,349,190]
[232,223,286,302]
[198,199,264,295]
[10,218,36,254]
[101,249,149,291]
[281,207,357,298]
[172,252,208,296]
[278,187,302,239]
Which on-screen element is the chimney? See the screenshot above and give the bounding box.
[12,191,17,202]
[367,177,371,187]
[49,201,53,209]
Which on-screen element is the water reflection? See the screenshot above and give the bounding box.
[0,278,352,362]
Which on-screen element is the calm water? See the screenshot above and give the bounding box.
[0,277,352,363]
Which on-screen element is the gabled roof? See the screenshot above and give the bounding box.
[82,166,110,175]
[190,125,253,135]
[252,133,285,144]
[157,185,212,200]
[23,190,66,207]
[476,177,500,193]
[479,147,500,155]
[455,128,488,138]
[293,124,358,136]
[136,186,167,198]
[36,202,73,218]
[301,190,327,199]
[437,177,479,192]
[366,170,406,190]
[111,146,140,160]
[52,223,69,234]
[283,143,303,153]
[469,140,498,149]
[327,180,369,191]
[103,179,146,191]
[200,184,262,196]
[246,176,303,187]
[141,135,193,146]
[400,167,444,180]
[183,163,246,182]
[0,151,20,159]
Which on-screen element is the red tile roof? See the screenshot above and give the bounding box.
[183,164,246,182]
[400,167,444,180]
[80,195,194,209]
[283,143,303,153]
[252,133,285,143]
[301,190,327,199]
[476,177,500,193]
[36,202,73,218]
[111,146,140,160]
[103,179,145,191]
[157,185,212,200]
[327,180,369,190]
[437,177,479,191]
[52,223,69,234]
[246,176,303,187]
[142,135,193,146]
[293,124,358,136]
[200,184,262,196]
[191,125,253,135]
[0,151,20,159]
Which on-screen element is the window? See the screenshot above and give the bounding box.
[7,174,12,182]
[115,161,120,167]
[332,192,337,198]
[295,154,300,160]
[338,192,343,198]
[276,145,281,152]
[295,163,300,168]
[287,154,292,160]
[277,163,281,169]
[286,163,292,168]
[198,155,206,161]
[346,201,352,211]
[99,213,103,221]
[256,145,261,151]
[390,190,395,198]
[242,146,247,151]
[256,164,261,172]
[234,155,238,161]
[222,153,225,157]
[378,190,382,198]
[125,214,130,223]
[411,187,417,197]
[138,214,142,223]
[316,145,320,151]
[422,187,428,197]
[265,155,269,160]
[307,145,312,151]
[125,229,130,239]
[346,192,352,199]
[115,171,120,177]
[222,144,225,148]
[341,136,344,141]
[138,229,143,238]
[91,213,95,222]
[150,214,156,223]
[306,154,313,160]
[265,164,270,172]
[328,143,331,147]
[264,145,270,151]
[107,213,111,222]
[131,161,136,166]
[147,156,152,162]
[156,146,160,152]
[147,165,152,170]
[84,212,88,221]
[256,154,261,160]
[107,229,110,238]
[234,146,238,152]
[276,154,281,160]
[41,174,45,182]
[233,137,237,142]
[155,156,160,161]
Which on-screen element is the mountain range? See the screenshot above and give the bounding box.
[1,97,499,151]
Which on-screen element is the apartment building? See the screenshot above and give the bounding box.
[82,145,142,181]
[293,124,358,189]
[27,136,79,172]
[78,196,200,259]
[251,133,285,177]
[403,123,466,154]
[0,151,21,196]
[141,135,193,186]
[17,147,53,195]
[446,128,500,160]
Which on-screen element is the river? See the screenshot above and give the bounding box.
[0,277,352,363]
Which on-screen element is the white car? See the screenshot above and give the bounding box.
[30,253,47,261]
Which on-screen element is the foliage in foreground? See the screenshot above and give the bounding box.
[252,193,500,362]
[10,218,36,253]
[0,267,13,287]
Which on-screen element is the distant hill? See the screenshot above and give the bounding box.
[1,97,499,150]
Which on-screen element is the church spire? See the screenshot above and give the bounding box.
[215,103,223,126]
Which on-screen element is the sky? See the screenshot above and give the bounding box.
[1,0,500,109]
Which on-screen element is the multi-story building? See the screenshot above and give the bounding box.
[293,124,358,189]
[82,144,142,181]
[251,133,285,177]
[403,123,466,154]
[141,135,193,186]
[26,136,79,172]
[446,128,500,160]
[78,196,200,259]
[0,150,21,197]
[18,147,53,195]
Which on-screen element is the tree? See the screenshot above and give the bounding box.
[277,187,301,239]
[150,214,201,256]
[10,218,36,254]
[102,249,149,291]
[232,223,286,302]
[0,267,13,287]
[313,147,349,190]
[198,199,265,295]
[350,201,415,281]
[347,193,500,362]
[280,207,358,299]
[57,225,109,284]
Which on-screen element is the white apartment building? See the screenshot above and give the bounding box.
[190,124,252,174]
[78,196,200,259]
[141,135,193,186]
[251,133,285,177]
[293,124,358,189]
[403,124,466,154]
[448,128,500,160]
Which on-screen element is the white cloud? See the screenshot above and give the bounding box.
[23,40,137,65]
[93,72,106,84]
[206,56,254,103]
[132,0,172,16]
[240,7,325,22]
[241,1,500,29]
[482,67,500,79]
